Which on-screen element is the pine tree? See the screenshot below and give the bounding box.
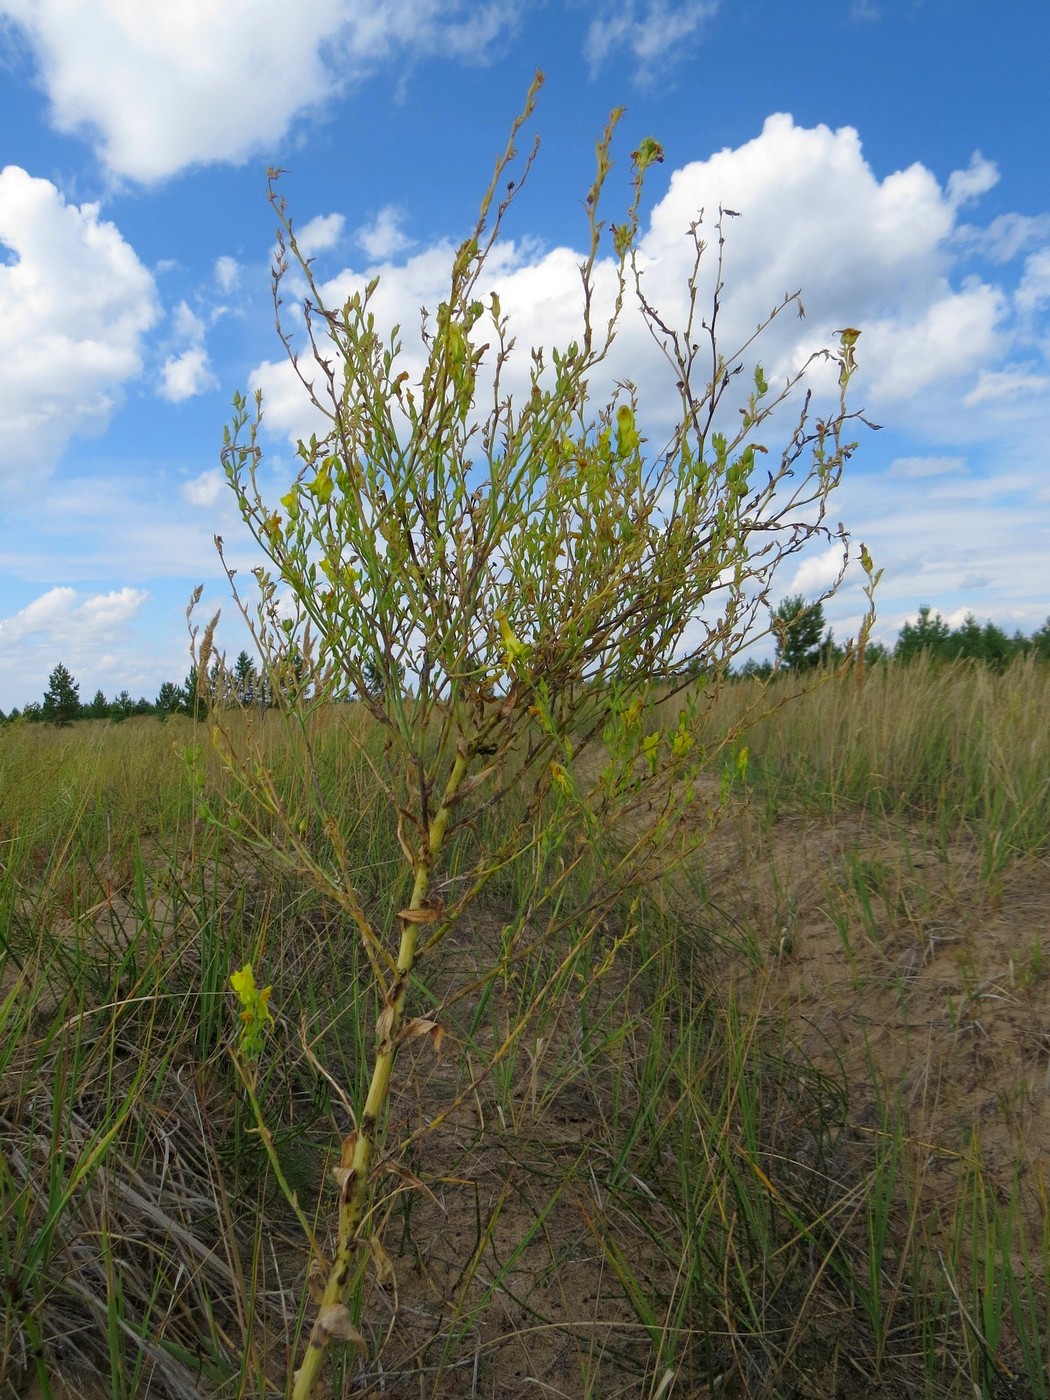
[233,650,258,706]
[110,690,134,722]
[86,688,109,720]
[895,605,951,663]
[42,663,80,726]
[155,681,184,718]
[774,596,825,671]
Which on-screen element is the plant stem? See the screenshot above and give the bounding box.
[291,751,469,1399]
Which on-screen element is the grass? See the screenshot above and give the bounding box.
[1,658,1048,1398]
[700,654,1050,876]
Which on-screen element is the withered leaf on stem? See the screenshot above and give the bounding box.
[400,1017,445,1057]
[315,1304,367,1355]
[307,1256,328,1303]
[369,1234,396,1287]
[376,1004,396,1050]
[396,903,444,923]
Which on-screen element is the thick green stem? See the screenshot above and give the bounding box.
[291,751,469,1400]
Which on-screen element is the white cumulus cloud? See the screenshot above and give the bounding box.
[171,299,206,342]
[0,584,147,648]
[296,213,346,258]
[785,545,849,599]
[160,347,219,403]
[356,206,414,261]
[156,297,219,403]
[0,583,181,710]
[0,0,522,182]
[946,152,999,209]
[182,468,226,508]
[0,165,158,482]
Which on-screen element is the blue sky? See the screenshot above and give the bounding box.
[1,0,1047,711]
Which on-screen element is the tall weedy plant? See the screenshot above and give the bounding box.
[202,74,876,1397]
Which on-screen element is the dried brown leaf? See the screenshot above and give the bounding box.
[315,1304,367,1354]
[400,1017,445,1057]
[369,1234,396,1287]
[376,1003,396,1049]
[396,903,444,924]
[307,1256,328,1303]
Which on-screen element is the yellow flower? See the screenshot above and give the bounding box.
[623,695,644,728]
[615,404,640,457]
[230,963,257,1002]
[495,607,531,668]
[672,726,694,759]
[642,731,661,772]
[230,962,274,1060]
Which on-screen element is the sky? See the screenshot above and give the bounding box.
[1,0,1048,712]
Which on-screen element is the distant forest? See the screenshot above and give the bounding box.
[5,603,1050,726]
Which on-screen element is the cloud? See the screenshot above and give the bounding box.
[0,164,158,482]
[629,114,1049,438]
[160,347,219,403]
[585,1,719,78]
[356,206,413,261]
[156,297,219,402]
[822,454,1050,652]
[254,112,1050,453]
[0,0,522,182]
[1016,247,1050,314]
[296,213,346,258]
[182,468,226,508]
[785,545,848,599]
[0,583,205,710]
[858,284,1005,402]
[172,299,206,342]
[887,455,966,479]
[946,152,999,209]
[954,212,1050,264]
[215,255,241,292]
[0,584,147,648]
[964,366,1050,406]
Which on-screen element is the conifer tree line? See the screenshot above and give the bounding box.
[4,611,1049,725]
[736,600,1050,680]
